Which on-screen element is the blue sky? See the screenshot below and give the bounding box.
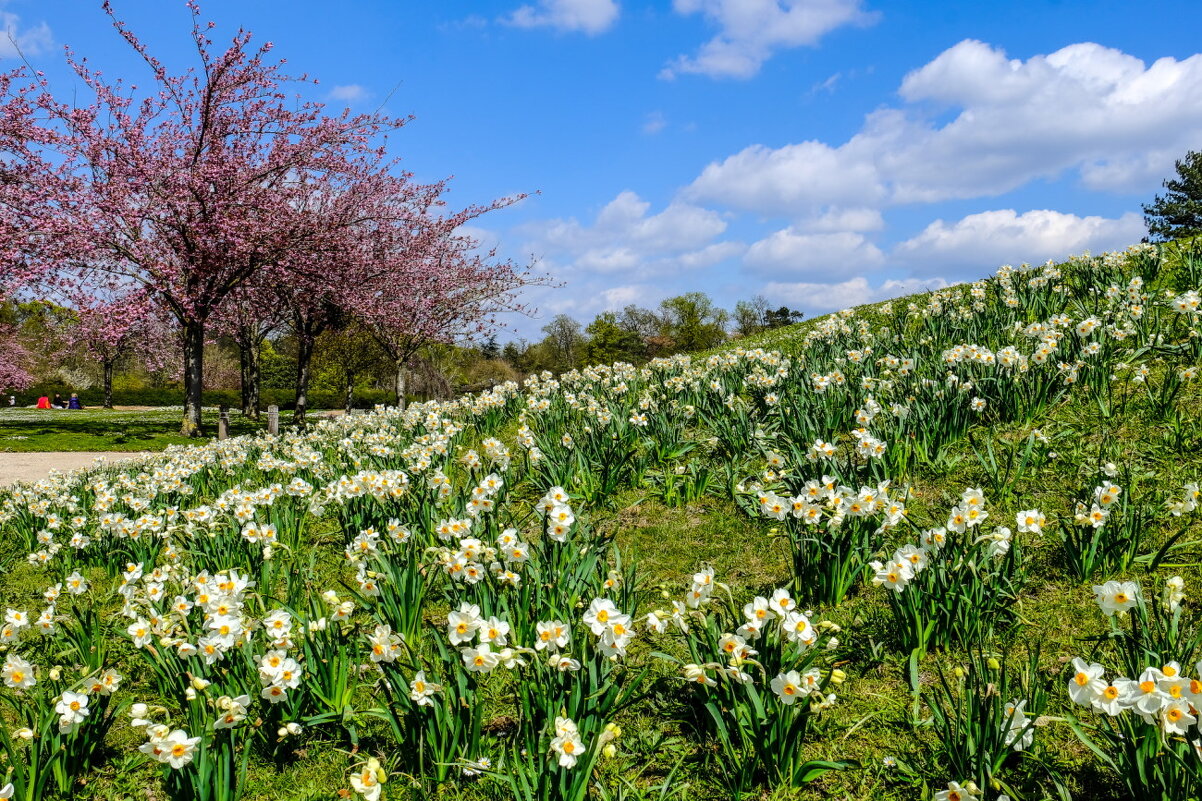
[5,0,1201,339]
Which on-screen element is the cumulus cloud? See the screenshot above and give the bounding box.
[507,0,620,35]
[796,207,884,233]
[686,40,1202,213]
[0,9,51,59]
[662,0,877,79]
[505,191,749,334]
[599,285,642,305]
[688,140,885,215]
[453,224,502,254]
[744,228,884,278]
[524,190,733,270]
[894,209,1146,272]
[510,279,673,339]
[763,276,950,314]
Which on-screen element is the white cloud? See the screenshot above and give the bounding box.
[662,0,877,80]
[676,241,746,269]
[510,279,671,339]
[453,224,502,254]
[796,207,884,233]
[0,9,51,59]
[602,284,649,307]
[686,40,1202,213]
[328,84,369,102]
[688,140,884,214]
[526,191,731,267]
[508,191,745,335]
[809,71,842,94]
[507,0,620,35]
[894,209,1146,271]
[642,111,667,135]
[764,276,950,314]
[745,228,884,278]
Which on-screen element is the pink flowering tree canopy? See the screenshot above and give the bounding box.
[33,1,408,434]
[0,327,33,393]
[69,289,174,407]
[0,68,73,396]
[350,204,549,405]
[2,2,547,419]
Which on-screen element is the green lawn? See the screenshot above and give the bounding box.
[0,407,267,451]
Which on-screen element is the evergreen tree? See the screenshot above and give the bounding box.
[1144,150,1202,242]
[764,306,804,329]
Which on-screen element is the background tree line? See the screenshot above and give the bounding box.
[2,290,804,411]
[501,292,802,376]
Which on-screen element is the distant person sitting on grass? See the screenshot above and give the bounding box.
[36,395,51,409]
[68,393,83,410]
[52,393,64,409]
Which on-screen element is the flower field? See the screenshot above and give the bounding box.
[2,243,1202,800]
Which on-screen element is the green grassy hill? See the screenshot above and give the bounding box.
[598,243,1202,799]
[1,241,1200,801]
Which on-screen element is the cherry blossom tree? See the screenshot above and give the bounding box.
[212,283,286,418]
[70,290,173,408]
[0,69,73,396]
[4,4,543,422]
[352,212,546,407]
[312,321,390,414]
[30,2,408,435]
[276,166,466,426]
[281,281,341,427]
[0,325,33,393]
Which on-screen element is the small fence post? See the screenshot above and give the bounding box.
[217,405,229,440]
[267,405,279,436]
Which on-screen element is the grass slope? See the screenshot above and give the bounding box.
[1,243,1201,801]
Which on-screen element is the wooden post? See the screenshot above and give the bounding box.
[267,405,279,436]
[217,405,229,440]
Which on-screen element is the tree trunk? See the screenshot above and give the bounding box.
[293,333,314,428]
[238,343,251,416]
[345,372,355,415]
[395,360,407,410]
[103,360,114,409]
[181,320,205,437]
[246,341,261,420]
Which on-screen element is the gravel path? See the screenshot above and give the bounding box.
[0,451,153,487]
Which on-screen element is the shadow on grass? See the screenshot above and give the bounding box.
[0,409,264,451]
